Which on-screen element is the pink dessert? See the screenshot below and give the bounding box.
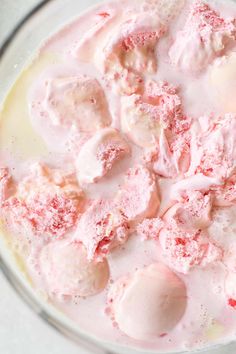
[2,0,236,352]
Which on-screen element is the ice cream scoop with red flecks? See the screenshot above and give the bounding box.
[116,165,160,224]
[42,75,111,132]
[121,80,189,149]
[76,128,130,185]
[188,114,236,181]
[210,174,236,207]
[169,1,236,73]
[74,199,130,260]
[121,80,191,178]
[1,164,83,239]
[99,16,165,94]
[39,240,109,298]
[29,69,112,152]
[107,263,187,340]
[164,191,213,231]
[148,129,191,178]
[159,223,222,274]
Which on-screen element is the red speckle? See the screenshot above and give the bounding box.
[98,12,110,18]
[122,31,158,51]
[175,238,186,246]
[2,193,79,238]
[160,333,167,338]
[228,298,236,308]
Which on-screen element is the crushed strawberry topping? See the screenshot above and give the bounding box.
[122,31,159,51]
[3,193,78,238]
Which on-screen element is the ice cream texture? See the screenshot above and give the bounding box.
[107,263,187,340]
[1,0,236,352]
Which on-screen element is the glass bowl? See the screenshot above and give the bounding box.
[0,1,236,353]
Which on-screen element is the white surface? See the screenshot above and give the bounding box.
[1,1,236,354]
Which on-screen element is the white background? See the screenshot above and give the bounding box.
[1,1,236,354]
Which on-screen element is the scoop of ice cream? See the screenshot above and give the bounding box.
[29,69,112,152]
[148,129,191,178]
[159,224,221,274]
[121,80,189,149]
[188,114,236,181]
[170,174,222,202]
[72,9,118,62]
[1,164,83,239]
[164,191,212,230]
[76,128,130,185]
[40,240,109,297]
[107,263,187,340]
[98,16,165,94]
[211,174,236,207]
[74,199,130,260]
[209,52,236,113]
[169,1,236,73]
[42,75,111,131]
[116,165,159,224]
[121,93,161,148]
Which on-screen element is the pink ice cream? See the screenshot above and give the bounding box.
[137,217,164,240]
[33,73,111,132]
[39,240,109,297]
[164,190,212,230]
[121,80,191,178]
[1,164,83,239]
[169,1,236,73]
[107,263,187,340]
[46,76,110,130]
[74,199,130,260]
[159,224,221,274]
[76,128,130,185]
[29,67,112,152]
[116,165,160,224]
[121,81,186,146]
[188,114,236,181]
[211,174,236,206]
[99,16,165,94]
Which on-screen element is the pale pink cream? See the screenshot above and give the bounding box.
[74,199,130,260]
[107,263,187,340]
[169,0,236,73]
[98,15,165,94]
[0,164,83,239]
[39,240,109,297]
[76,128,130,185]
[115,165,160,224]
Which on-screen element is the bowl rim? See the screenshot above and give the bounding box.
[0,0,53,59]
